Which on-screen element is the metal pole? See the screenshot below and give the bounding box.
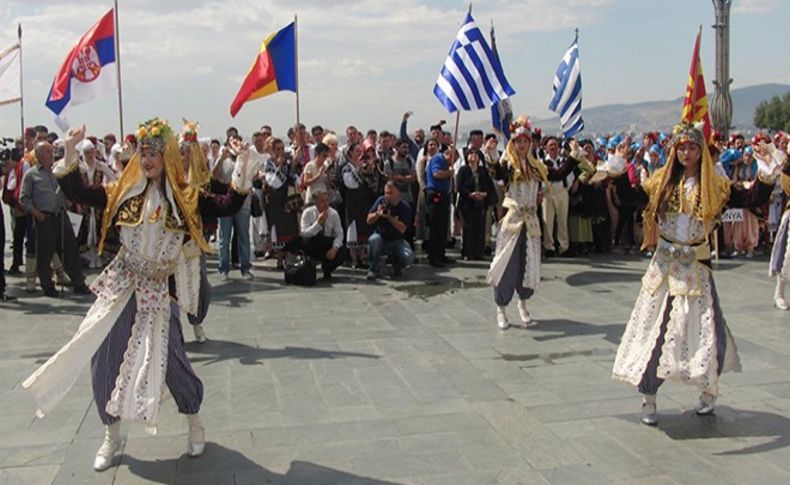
[709,0,733,136]
[18,23,24,140]
[114,0,124,138]
[452,111,461,149]
[294,14,300,129]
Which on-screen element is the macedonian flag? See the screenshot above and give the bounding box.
[680,27,713,142]
[230,22,296,117]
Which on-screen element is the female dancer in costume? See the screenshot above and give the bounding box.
[487,117,579,329]
[609,122,787,425]
[765,142,790,310]
[22,119,253,470]
[179,119,214,343]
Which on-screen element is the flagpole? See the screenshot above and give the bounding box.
[453,3,471,148]
[113,0,124,138]
[294,14,300,129]
[452,111,461,149]
[18,23,24,140]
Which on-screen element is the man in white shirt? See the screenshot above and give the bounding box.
[248,131,269,258]
[541,136,571,256]
[284,190,348,279]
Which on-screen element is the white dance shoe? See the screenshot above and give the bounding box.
[193,324,208,344]
[93,422,121,471]
[186,414,206,457]
[775,278,788,311]
[516,300,534,327]
[694,392,716,415]
[640,394,658,426]
[496,307,509,330]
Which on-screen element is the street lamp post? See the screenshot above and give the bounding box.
[710,0,733,137]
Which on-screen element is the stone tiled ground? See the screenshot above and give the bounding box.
[1,242,789,484]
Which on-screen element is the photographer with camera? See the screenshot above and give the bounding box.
[365,181,414,280]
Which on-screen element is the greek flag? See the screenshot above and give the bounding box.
[548,33,584,138]
[489,24,513,140]
[433,12,515,113]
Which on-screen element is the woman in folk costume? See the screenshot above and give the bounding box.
[264,137,300,268]
[342,142,374,267]
[179,119,214,344]
[22,119,252,471]
[769,141,790,310]
[76,138,119,268]
[609,122,788,426]
[487,117,580,329]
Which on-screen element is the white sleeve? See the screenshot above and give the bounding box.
[604,153,627,175]
[300,208,322,237]
[6,168,16,191]
[330,211,344,248]
[342,167,356,189]
[264,163,283,189]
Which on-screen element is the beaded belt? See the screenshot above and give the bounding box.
[657,237,711,266]
[117,247,177,280]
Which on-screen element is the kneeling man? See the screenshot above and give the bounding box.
[286,190,348,279]
[366,182,415,280]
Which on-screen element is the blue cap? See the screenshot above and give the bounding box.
[744,146,753,155]
[648,144,661,154]
[607,135,623,149]
[658,132,668,142]
[596,136,608,147]
[719,148,742,164]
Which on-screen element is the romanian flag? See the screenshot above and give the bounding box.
[680,28,712,142]
[230,22,296,117]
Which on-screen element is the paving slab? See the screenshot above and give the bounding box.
[1,242,789,484]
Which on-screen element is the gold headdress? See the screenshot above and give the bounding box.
[99,118,211,253]
[503,115,548,183]
[640,120,730,249]
[179,118,211,188]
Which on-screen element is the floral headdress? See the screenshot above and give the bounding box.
[503,115,548,183]
[668,120,706,149]
[136,118,173,154]
[179,118,211,188]
[180,118,199,144]
[100,117,211,254]
[640,120,730,249]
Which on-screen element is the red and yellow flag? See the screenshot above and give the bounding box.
[680,27,713,141]
[230,22,297,118]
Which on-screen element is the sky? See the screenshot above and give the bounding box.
[0,0,788,141]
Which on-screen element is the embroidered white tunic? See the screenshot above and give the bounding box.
[23,185,202,432]
[487,172,542,291]
[611,178,741,397]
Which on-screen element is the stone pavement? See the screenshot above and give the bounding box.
[1,248,790,484]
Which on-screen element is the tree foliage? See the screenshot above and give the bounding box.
[754,92,790,132]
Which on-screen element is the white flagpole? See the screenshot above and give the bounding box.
[294,14,300,129]
[18,23,24,140]
[452,4,472,149]
[113,0,124,138]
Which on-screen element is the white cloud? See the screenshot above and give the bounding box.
[733,0,779,14]
[0,0,617,138]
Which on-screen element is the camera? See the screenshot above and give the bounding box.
[0,137,21,163]
[380,201,393,216]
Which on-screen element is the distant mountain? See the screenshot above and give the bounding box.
[463,83,789,137]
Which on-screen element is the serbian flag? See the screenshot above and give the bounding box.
[230,22,296,117]
[45,9,116,131]
[679,28,712,142]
